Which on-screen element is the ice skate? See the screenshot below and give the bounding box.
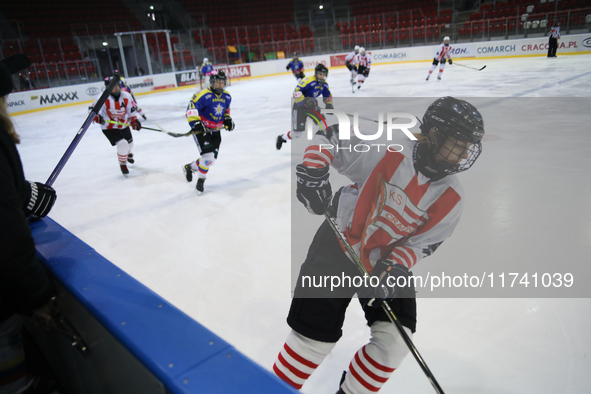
[196,178,205,195]
[127,153,134,164]
[120,164,129,175]
[437,75,442,80]
[183,163,193,182]
[426,75,430,81]
[276,135,287,150]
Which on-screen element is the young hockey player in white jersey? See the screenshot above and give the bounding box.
[273,97,484,393]
[354,47,372,90]
[91,76,142,175]
[426,36,453,81]
[345,45,360,85]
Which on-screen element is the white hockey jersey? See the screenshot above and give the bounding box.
[345,51,358,64]
[301,124,464,273]
[435,43,452,61]
[91,90,138,130]
[354,53,372,68]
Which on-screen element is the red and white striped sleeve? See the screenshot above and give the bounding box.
[388,190,462,269]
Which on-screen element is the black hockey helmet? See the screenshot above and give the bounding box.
[293,52,298,59]
[315,63,329,80]
[415,97,484,178]
[209,69,227,94]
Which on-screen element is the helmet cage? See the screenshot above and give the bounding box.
[209,70,227,93]
[426,130,482,175]
[314,64,328,80]
[419,97,484,175]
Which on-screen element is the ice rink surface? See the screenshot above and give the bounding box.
[12,54,591,393]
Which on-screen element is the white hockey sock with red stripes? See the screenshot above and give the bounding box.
[116,139,130,164]
[341,321,411,393]
[273,329,336,390]
[428,64,438,77]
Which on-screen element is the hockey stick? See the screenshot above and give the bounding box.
[104,119,162,132]
[453,62,486,71]
[155,121,224,138]
[44,75,120,187]
[319,201,446,394]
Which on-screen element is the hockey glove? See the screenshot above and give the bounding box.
[296,164,332,215]
[24,181,57,218]
[286,65,290,71]
[327,186,343,217]
[359,260,409,308]
[325,103,334,110]
[131,119,142,130]
[448,58,453,65]
[96,115,105,125]
[223,116,235,131]
[190,121,206,135]
[302,97,319,110]
[363,68,370,77]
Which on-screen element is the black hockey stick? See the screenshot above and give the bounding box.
[44,75,120,187]
[319,199,446,394]
[453,63,486,71]
[155,121,224,137]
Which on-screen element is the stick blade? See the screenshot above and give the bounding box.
[479,65,487,71]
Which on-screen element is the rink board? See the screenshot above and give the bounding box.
[30,217,297,394]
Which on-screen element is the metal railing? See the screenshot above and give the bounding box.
[1,8,589,91]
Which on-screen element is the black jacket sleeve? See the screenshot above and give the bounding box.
[0,127,54,322]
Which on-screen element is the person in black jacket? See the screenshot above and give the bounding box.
[0,54,57,393]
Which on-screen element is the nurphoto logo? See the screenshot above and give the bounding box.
[304,108,418,153]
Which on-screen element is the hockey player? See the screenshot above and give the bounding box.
[276,63,333,150]
[114,70,147,120]
[91,76,142,175]
[345,45,360,85]
[183,70,235,194]
[199,58,214,88]
[286,52,305,82]
[426,36,453,81]
[273,97,484,393]
[354,47,372,90]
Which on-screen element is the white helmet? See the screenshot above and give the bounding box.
[354,45,360,51]
[359,47,366,54]
[203,57,209,63]
[443,36,450,43]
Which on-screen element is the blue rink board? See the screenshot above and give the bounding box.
[31,217,297,394]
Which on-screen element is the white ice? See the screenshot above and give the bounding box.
[12,54,591,393]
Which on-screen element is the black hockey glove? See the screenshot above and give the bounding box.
[223,116,235,131]
[325,103,334,110]
[286,65,290,71]
[327,186,343,217]
[296,164,332,215]
[24,181,57,218]
[97,115,105,125]
[131,119,142,131]
[191,121,206,135]
[363,68,370,77]
[448,58,453,65]
[302,97,319,110]
[359,260,409,308]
